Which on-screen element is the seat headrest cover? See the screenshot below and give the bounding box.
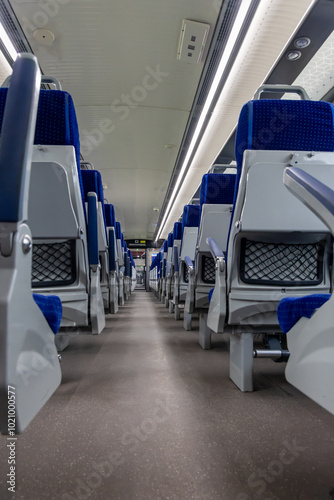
[231,99,334,235]
[81,169,107,232]
[200,173,236,205]
[0,88,86,217]
[163,240,168,252]
[182,205,200,236]
[173,221,182,240]
[235,99,334,168]
[167,232,174,248]
[81,170,104,202]
[105,203,116,227]
[116,221,121,239]
[33,293,62,334]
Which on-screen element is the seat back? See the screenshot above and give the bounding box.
[227,98,334,327]
[116,221,124,266]
[0,54,61,433]
[21,87,105,332]
[166,232,174,275]
[81,169,107,245]
[179,205,200,294]
[105,203,119,273]
[193,173,236,308]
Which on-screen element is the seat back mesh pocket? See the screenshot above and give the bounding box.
[240,239,324,286]
[32,240,76,287]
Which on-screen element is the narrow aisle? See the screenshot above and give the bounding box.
[1,290,334,500]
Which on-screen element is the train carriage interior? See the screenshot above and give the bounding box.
[1,0,334,499]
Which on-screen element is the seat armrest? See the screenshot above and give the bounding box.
[284,167,334,234]
[184,256,194,270]
[206,237,225,259]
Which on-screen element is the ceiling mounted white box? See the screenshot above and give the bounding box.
[177,19,210,64]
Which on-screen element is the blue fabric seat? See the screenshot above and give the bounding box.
[167,232,174,249]
[173,222,182,240]
[0,88,86,218]
[105,203,116,227]
[199,173,236,207]
[33,293,63,334]
[116,221,122,240]
[181,205,200,237]
[234,99,334,207]
[277,294,331,333]
[81,169,107,232]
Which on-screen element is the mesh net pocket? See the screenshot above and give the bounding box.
[32,240,76,288]
[240,239,324,286]
[202,255,215,284]
[183,265,189,283]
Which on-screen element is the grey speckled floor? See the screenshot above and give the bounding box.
[1,288,334,500]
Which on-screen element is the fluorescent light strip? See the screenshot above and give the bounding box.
[156,0,252,241]
[0,22,17,61]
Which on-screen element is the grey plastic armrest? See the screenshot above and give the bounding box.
[206,237,224,259]
[284,167,334,234]
[0,53,41,223]
[184,256,194,269]
[174,245,179,272]
[253,84,310,100]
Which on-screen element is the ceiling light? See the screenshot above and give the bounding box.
[0,22,17,61]
[294,36,310,49]
[286,50,301,61]
[156,0,253,240]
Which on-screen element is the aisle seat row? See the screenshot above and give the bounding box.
[0,54,136,434]
[150,84,334,415]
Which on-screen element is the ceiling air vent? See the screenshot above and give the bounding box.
[177,19,210,64]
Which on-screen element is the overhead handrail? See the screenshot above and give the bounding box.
[2,74,62,90]
[253,84,310,101]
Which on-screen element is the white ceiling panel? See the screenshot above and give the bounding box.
[9,0,222,238]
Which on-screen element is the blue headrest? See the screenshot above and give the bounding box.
[277,294,331,333]
[121,233,124,247]
[163,240,168,252]
[182,205,200,236]
[81,170,104,202]
[173,222,182,240]
[234,99,334,206]
[167,232,174,248]
[105,203,116,227]
[0,88,86,218]
[116,221,122,239]
[200,173,236,206]
[33,293,62,334]
[81,169,107,232]
[124,241,127,252]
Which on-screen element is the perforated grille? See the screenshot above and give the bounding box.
[240,239,324,286]
[202,256,215,284]
[32,241,76,288]
[183,265,189,284]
